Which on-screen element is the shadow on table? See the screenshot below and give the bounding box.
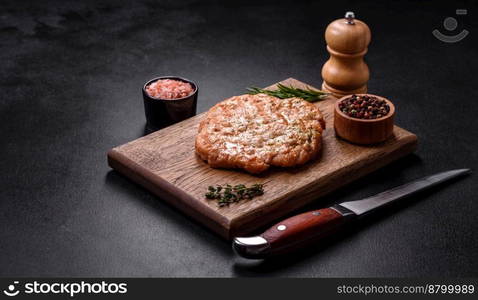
[231,153,450,276]
[104,169,233,258]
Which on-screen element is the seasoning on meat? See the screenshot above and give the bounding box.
[195,94,325,174]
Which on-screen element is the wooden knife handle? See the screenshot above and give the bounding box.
[260,208,350,255]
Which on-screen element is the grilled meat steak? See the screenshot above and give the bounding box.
[195,94,325,174]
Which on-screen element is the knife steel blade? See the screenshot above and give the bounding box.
[233,169,471,259]
[337,169,471,215]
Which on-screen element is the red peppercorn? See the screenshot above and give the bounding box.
[339,95,390,119]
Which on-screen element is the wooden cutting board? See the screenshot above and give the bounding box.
[107,78,417,239]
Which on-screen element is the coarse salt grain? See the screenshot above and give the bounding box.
[146,79,194,100]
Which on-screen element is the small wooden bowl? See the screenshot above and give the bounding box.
[334,94,395,145]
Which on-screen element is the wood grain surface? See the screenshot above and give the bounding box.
[261,208,346,254]
[107,78,417,239]
[321,16,371,97]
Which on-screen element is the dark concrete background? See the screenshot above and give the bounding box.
[0,0,477,277]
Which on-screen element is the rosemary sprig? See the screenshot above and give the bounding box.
[247,83,329,102]
[205,183,265,207]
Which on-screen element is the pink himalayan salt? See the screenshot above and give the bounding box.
[146,79,194,100]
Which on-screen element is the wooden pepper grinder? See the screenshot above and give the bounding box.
[321,12,371,97]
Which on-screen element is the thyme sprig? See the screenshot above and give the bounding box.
[247,83,329,102]
[205,183,264,207]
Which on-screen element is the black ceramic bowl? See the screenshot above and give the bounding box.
[142,76,198,132]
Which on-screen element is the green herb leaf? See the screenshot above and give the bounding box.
[247,84,329,102]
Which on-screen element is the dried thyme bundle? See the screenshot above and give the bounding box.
[205,183,264,207]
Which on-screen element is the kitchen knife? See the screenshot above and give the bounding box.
[233,169,471,259]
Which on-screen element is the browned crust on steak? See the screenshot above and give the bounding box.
[195,94,325,173]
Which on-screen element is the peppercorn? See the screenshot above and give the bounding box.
[338,95,390,119]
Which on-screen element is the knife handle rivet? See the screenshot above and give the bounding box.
[277,225,287,231]
[312,211,321,216]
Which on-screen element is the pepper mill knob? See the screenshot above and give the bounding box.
[321,12,371,97]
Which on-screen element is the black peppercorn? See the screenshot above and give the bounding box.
[339,95,390,119]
